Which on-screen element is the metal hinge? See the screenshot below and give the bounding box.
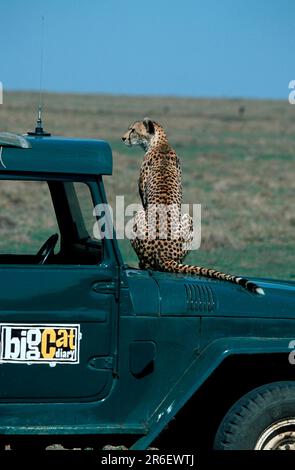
[88,356,114,370]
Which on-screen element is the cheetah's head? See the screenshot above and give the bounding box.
[122,118,155,150]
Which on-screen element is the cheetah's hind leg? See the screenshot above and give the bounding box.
[180,213,194,259]
[130,208,153,269]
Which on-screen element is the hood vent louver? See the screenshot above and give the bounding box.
[184,283,216,313]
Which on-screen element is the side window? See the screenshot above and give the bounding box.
[61,181,103,265]
[0,180,60,257]
[73,182,96,239]
[0,179,103,266]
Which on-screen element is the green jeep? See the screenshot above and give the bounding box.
[0,129,294,451]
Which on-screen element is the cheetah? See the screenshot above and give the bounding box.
[122,118,264,295]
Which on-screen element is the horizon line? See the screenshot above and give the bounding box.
[4,88,287,103]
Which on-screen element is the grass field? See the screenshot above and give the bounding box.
[0,91,294,280]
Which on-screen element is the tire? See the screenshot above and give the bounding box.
[214,381,295,450]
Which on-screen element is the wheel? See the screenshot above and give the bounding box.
[214,381,295,450]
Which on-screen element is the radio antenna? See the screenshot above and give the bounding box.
[28,15,51,136]
[38,16,45,123]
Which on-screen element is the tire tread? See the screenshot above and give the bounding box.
[214,381,295,450]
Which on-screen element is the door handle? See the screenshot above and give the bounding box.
[92,281,116,294]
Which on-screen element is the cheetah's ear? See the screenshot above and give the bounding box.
[143,118,155,135]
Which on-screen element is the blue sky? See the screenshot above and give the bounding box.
[1,0,294,99]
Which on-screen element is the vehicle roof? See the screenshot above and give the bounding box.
[0,134,112,176]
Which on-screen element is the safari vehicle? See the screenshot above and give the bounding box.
[0,124,295,451]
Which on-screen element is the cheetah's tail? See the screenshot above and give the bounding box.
[157,259,265,295]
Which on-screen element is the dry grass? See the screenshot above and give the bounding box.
[0,91,294,279]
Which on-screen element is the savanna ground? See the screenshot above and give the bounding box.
[0,91,294,280]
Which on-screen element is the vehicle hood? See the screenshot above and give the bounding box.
[150,272,295,319]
